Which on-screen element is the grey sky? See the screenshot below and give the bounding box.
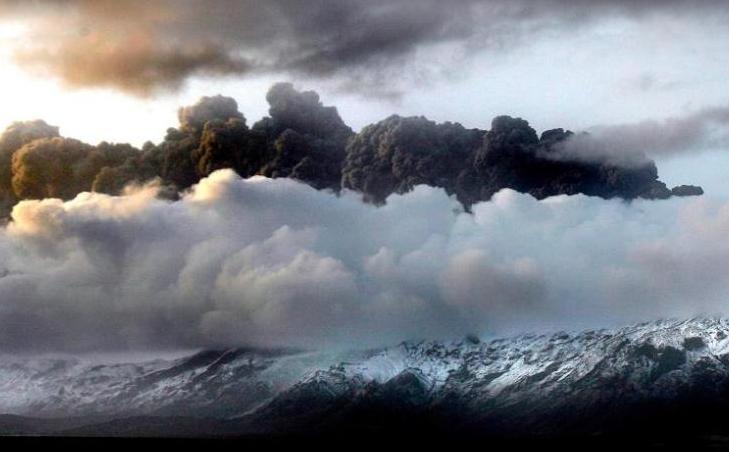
[0,2,727,164]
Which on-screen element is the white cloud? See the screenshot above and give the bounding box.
[0,169,728,352]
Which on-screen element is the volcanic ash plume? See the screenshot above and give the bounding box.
[0,83,702,221]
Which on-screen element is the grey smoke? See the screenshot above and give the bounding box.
[549,105,729,166]
[0,170,727,352]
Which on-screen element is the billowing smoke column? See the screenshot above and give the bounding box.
[341,115,484,206]
[0,120,59,213]
[252,83,353,189]
[84,83,353,198]
[474,120,677,201]
[0,122,139,217]
[0,83,701,219]
[340,114,697,208]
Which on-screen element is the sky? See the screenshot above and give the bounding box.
[1,1,729,352]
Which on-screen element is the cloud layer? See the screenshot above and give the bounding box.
[5,0,729,96]
[0,170,727,352]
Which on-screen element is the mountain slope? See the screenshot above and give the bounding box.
[4,317,729,437]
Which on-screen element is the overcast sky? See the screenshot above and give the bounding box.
[0,1,727,194]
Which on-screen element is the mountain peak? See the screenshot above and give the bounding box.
[4,316,729,437]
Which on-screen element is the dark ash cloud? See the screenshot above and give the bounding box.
[0,83,700,221]
[342,114,699,207]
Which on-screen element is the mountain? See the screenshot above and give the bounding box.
[4,317,729,442]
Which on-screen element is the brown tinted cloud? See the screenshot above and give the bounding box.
[8,1,251,95]
[3,0,729,96]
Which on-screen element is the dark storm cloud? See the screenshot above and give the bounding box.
[4,0,729,96]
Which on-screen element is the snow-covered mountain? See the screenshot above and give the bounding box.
[4,317,729,437]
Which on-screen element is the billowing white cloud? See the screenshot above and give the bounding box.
[0,169,728,352]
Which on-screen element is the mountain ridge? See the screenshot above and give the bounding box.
[4,317,729,438]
